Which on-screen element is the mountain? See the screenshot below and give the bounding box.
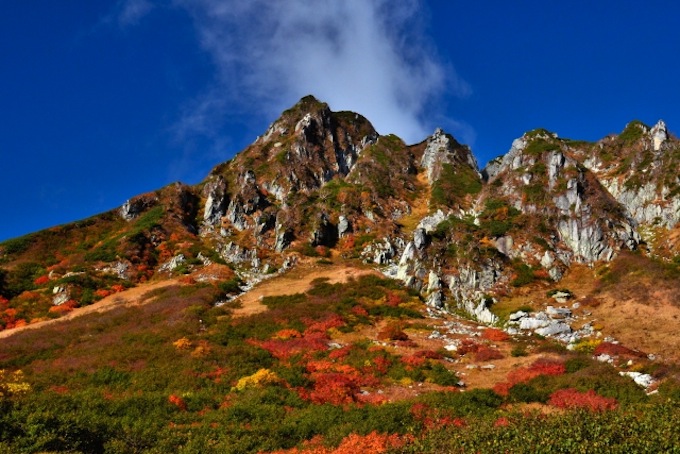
[2,96,680,453]
[2,94,680,325]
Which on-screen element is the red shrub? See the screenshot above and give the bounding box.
[268,431,411,454]
[492,382,512,397]
[481,328,510,342]
[350,305,368,317]
[496,358,566,395]
[328,345,352,360]
[377,323,408,341]
[304,314,345,335]
[168,394,187,411]
[385,291,403,307]
[306,372,361,405]
[528,358,566,376]
[274,329,303,339]
[34,275,50,286]
[414,350,443,360]
[548,388,617,411]
[401,355,427,370]
[410,403,466,430]
[371,356,392,375]
[474,346,504,362]
[252,333,329,360]
[494,416,510,427]
[456,338,479,355]
[111,284,126,293]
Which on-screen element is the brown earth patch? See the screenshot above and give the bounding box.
[231,260,382,318]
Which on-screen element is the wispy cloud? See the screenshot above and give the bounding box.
[175,0,470,144]
[116,0,155,27]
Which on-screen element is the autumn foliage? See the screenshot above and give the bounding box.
[494,358,566,396]
[268,431,412,454]
[481,328,510,342]
[168,394,187,411]
[548,388,618,411]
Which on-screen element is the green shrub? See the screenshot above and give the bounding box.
[508,382,550,403]
[431,164,482,207]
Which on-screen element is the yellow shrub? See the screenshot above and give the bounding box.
[173,337,192,350]
[0,370,31,399]
[233,369,280,392]
[573,338,602,353]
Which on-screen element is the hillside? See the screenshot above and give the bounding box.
[1,96,680,453]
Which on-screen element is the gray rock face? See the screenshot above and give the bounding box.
[421,128,478,183]
[361,238,396,265]
[413,228,428,250]
[546,305,572,318]
[274,224,293,253]
[650,120,667,151]
[338,215,351,237]
[486,131,640,265]
[535,321,572,337]
[417,210,448,233]
[220,242,258,265]
[494,236,513,256]
[52,287,70,306]
[599,179,680,229]
[159,254,186,272]
[203,176,228,225]
[119,195,157,221]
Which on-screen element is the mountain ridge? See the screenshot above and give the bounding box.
[1,95,679,328]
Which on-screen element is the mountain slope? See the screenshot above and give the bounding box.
[2,95,680,453]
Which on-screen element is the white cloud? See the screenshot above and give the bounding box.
[175,0,470,144]
[117,0,155,27]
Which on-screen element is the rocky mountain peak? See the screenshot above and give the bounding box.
[650,119,668,151]
[420,128,478,184]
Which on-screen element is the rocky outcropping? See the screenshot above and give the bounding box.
[420,128,478,184]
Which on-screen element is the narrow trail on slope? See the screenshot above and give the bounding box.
[0,279,180,340]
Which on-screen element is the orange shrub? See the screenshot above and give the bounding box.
[377,323,408,341]
[274,329,303,340]
[481,328,510,342]
[268,431,412,454]
[168,394,187,411]
[48,300,78,314]
[95,289,112,298]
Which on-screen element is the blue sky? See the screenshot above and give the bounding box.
[2,0,679,241]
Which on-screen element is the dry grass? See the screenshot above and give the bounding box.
[232,260,382,318]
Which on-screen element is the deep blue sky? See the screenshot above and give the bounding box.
[2,1,679,241]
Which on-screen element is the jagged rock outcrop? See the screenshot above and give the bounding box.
[202,176,229,225]
[482,129,640,264]
[119,194,158,221]
[573,120,680,231]
[420,128,478,184]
